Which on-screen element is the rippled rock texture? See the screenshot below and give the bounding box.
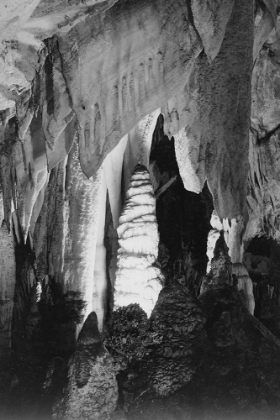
[114,164,163,316]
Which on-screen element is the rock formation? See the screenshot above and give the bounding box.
[53,312,118,420]
[148,282,207,397]
[1,0,280,418]
[232,262,255,315]
[114,164,163,317]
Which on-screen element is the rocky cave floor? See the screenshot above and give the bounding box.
[2,278,280,420]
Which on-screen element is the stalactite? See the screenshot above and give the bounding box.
[37,140,105,331]
[206,211,246,271]
[206,229,220,273]
[223,216,245,264]
[104,135,127,229]
[123,109,161,195]
[114,164,164,317]
[174,126,205,194]
[102,136,128,308]
[202,231,232,293]
[58,0,201,178]
[191,0,234,60]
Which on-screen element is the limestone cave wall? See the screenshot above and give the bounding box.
[1,0,280,419]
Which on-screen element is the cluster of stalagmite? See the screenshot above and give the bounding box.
[114,164,163,316]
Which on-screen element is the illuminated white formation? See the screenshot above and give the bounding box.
[232,263,255,315]
[206,212,245,272]
[206,212,222,273]
[114,164,163,317]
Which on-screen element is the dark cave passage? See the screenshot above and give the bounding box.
[150,114,213,294]
[244,235,280,337]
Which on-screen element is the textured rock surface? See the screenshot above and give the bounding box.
[126,286,280,420]
[246,25,280,243]
[53,312,118,420]
[171,0,254,219]
[147,283,207,397]
[246,127,280,242]
[191,0,234,61]
[58,0,201,178]
[105,304,150,372]
[34,140,104,326]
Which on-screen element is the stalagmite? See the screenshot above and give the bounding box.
[53,312,118,420]
[232,263,255,315]
[148,283,207,397]
[114,164,163,317]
